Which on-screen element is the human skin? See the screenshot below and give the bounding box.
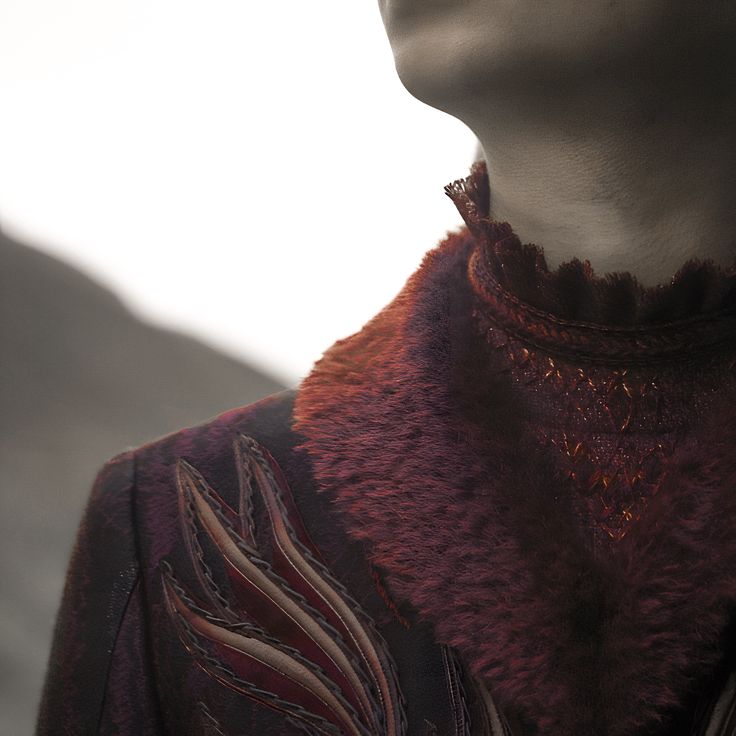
[378,1,736,286]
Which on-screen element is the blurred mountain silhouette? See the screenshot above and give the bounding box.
[0,227,287,735]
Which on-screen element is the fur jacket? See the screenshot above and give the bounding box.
[37,161,736,736]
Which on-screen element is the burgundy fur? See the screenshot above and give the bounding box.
[293,225,736,735]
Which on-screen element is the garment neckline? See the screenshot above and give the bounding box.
[445,159,736,366]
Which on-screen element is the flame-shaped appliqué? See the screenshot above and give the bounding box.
[162,433,408,736]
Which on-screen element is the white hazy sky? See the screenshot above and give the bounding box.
[0,1,477,385]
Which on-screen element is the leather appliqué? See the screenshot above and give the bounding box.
[441,644,513,736]
[162,433,407,735]
[440,644,471,736]
[468,677,514,736]
[692,669,736,736]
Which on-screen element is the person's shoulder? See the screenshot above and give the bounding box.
[84,388,300,528]
[121,387,414,735]
[133,386,298,464]
[128,387,302,518]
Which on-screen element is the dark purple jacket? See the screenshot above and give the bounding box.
[34,386,736,736]
[36,389,501,736]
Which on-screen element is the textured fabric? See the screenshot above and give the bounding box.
[35,451,157,736]
[446,160,736,547]
[37,390,472,735]
[293,160,736,735]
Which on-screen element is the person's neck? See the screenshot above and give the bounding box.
[463,67,736,287]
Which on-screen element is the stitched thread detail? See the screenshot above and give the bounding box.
[440,644,472,736]
[446,158,736,367]
[369,566,412,630]
[469,247,736,366]
[236,435,408,734]
[164,569,342,736]
[197,702,228,736]
[161,435,408,736]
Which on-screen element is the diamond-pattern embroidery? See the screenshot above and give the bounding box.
[546,431,670,542]
[479,320,723,544]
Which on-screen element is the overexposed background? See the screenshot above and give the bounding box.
[0,0,477,385]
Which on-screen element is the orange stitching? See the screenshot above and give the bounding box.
[370,566,411,630]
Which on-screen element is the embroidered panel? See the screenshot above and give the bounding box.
[161,433,408,736]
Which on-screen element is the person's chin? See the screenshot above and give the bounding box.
[392,52,471,112]
[389,31,513,113]
[380,0,463,29]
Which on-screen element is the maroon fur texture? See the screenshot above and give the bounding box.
[293,227,736,735]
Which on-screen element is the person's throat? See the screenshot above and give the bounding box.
[470,80,736,287]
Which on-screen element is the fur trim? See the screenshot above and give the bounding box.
[293,226,736,735]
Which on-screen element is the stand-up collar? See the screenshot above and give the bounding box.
[446,159,736,366]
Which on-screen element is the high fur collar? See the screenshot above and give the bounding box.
[292,205,736,735]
